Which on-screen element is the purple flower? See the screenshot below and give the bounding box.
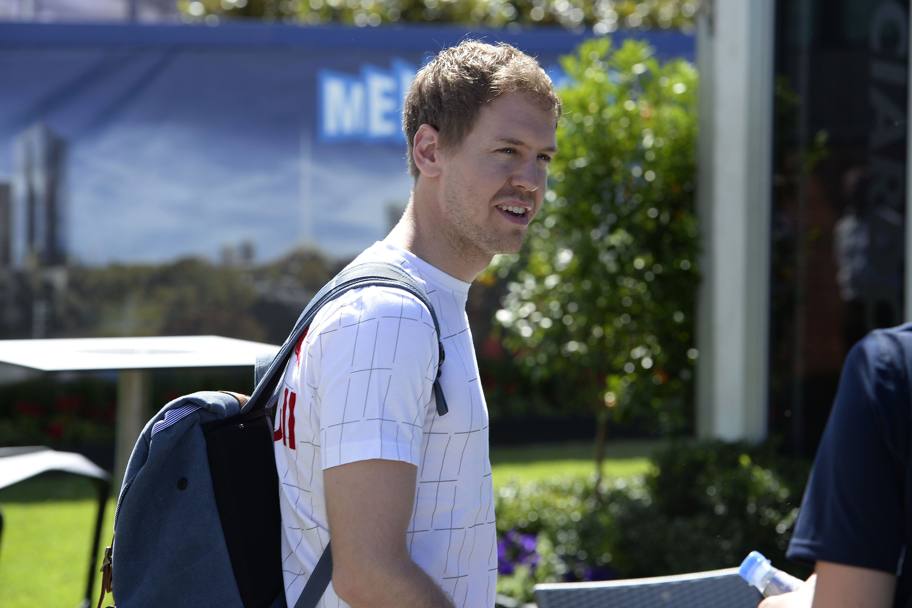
[497,537,516,574]
[497,529,540,575]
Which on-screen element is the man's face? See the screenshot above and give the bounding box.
[435,91,557,260]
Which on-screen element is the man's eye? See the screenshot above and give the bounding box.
[538,154,553,163]
[498,147,516,155]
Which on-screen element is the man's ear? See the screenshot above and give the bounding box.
[412,124,443,178]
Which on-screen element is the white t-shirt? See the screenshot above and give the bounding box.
[275,241,496,608]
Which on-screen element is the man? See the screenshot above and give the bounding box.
[274,40,560,608]
[760,325,912,608]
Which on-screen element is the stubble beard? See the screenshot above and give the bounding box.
[442,184,527,264]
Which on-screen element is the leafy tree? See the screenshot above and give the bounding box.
[63,257,266,340]
[52,245,338,343]
[179,0,699,31]
[493,37,699,485]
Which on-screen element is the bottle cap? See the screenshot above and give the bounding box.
[739,551,772,589]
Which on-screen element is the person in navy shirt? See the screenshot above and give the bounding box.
[761,325,912,608]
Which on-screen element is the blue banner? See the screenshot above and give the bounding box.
[0,22,693,266]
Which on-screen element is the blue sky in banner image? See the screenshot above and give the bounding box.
[0,47,385,265]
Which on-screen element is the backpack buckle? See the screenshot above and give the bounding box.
[96,545,113,608]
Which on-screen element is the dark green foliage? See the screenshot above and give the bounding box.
[0,367,255,449]
[181,0,699,31]
[495,441,811,602]
[0,376,117,446]
[608,440,810,576]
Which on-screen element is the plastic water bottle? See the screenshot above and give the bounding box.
[739,551,803,597]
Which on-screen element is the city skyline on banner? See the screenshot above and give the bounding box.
[0,22,693,268]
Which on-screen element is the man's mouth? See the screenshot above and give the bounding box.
[495,204,529,218]
[495,202,533,225]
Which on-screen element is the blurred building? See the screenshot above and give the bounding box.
[2,124,71,338]
[0,183,11,268]
[14,123,67,267]
[0,182,15,335]
[0,181,27,339]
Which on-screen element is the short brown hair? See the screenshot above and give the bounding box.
[402,40,561,178]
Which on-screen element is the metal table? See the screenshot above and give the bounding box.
[0,335,279,486]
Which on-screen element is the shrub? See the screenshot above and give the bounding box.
[608,440,810,576]
[0,377,116,446]
[495,440,811,603]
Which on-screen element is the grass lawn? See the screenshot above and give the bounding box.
[490,439,661,485]
[0,440,661,608]
[0,476,115,608]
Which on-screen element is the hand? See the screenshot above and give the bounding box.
[758,575,816,608]
[220,391,250,407]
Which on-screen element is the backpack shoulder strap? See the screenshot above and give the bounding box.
[248,260,448,415]
[294,542,333,608]
[253,353,273,388]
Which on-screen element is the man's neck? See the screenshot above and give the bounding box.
[386,194,489,283]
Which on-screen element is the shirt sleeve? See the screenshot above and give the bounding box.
[308,285,439,470]
[787,329,910,574]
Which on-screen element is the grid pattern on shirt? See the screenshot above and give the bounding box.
[274,246,496,608]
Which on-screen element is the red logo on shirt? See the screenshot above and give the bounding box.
[274,387,297,449]
[294,328,309,359]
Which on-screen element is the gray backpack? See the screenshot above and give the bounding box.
[100,262,448,608]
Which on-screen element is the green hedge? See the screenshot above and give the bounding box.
[495,440,812,603]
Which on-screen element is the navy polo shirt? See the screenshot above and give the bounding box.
[788,324,912,607]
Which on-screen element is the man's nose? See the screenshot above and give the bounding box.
[511,160,544,193]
